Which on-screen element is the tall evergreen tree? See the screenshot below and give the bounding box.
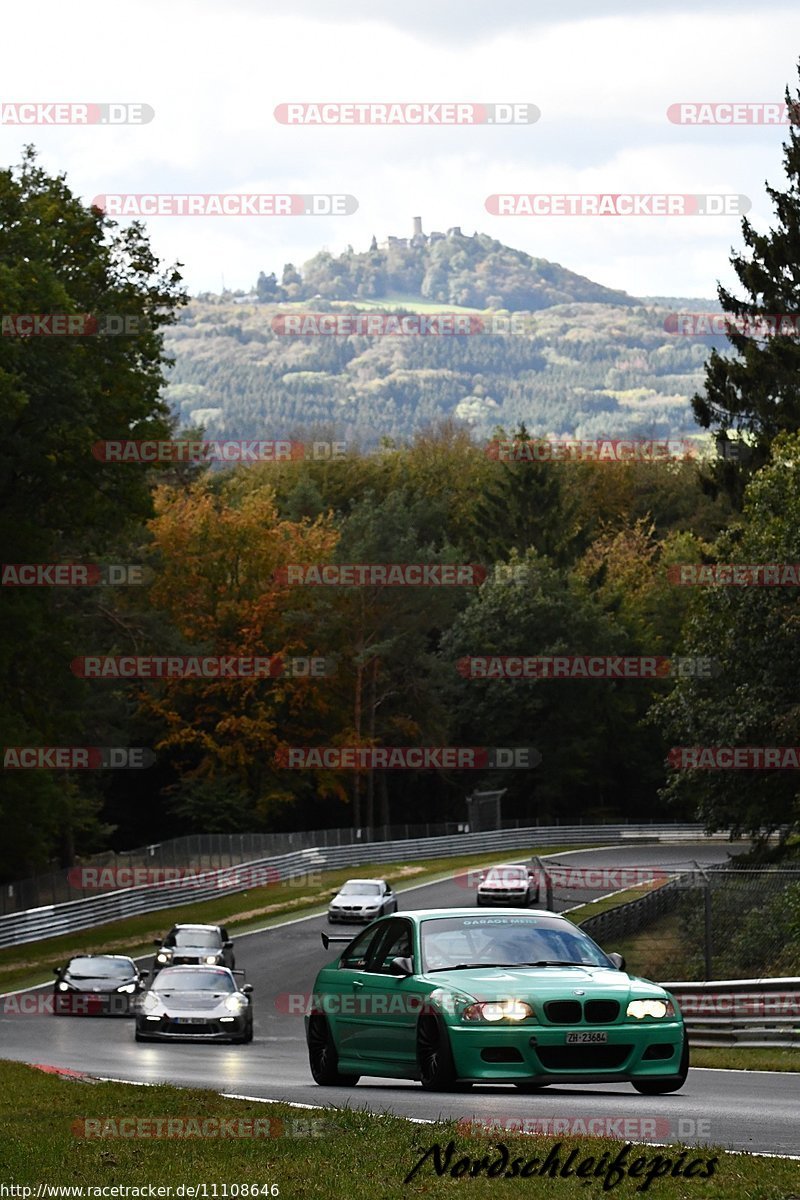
[692,64,800,504]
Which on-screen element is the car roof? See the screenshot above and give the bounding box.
[154,964,233,975]
[69,953,134,962]
[483,862,531,870]
[384,908,564,921]
[338,878,387,886]
[169,923,222,931]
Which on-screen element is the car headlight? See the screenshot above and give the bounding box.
[462,999,535,1023]
[627,998,675,1020]
[156,953,169,964]
[57,982,69,992]
[204,956,219,965]
[224,994,247,1013]
[142,992,159,1012]
[116,983,136,993]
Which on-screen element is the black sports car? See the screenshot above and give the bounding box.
[52,954,145,1015]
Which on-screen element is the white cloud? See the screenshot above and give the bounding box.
[1,0,798,296]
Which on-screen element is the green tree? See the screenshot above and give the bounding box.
[0,147,186,876]
[692,65,800,503]
[652,432,800,840]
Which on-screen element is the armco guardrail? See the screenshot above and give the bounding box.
[577,873,689,942]
[663,978,800,1048]
[0,823,729,949]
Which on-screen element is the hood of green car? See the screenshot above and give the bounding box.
[422,966,668,1003]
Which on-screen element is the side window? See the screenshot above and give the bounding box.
[368,919,414,975]
[339,925,384,971]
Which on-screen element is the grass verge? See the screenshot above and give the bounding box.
[0,1060,797,1198]
[0,844,587,996]
[689,1047,800,1073]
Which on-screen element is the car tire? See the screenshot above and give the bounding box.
[417,1014,470,1091]
[233,1022,253,1045]
[632,1034,689,1094]
[134,1028,152,1043]
[307,1014,359,1086]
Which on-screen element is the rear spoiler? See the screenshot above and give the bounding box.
[321,932,353,950]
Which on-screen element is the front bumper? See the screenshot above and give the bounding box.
[328,910,379,923]
[476,890,531,906]
[135,1012,250,1040]
[446,1019,685,1082]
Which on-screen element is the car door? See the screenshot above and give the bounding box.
[383,882,398,914]
[325,923,387,1059]
[346,918,423,1064]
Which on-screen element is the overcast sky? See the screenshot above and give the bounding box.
[2,0,799,299]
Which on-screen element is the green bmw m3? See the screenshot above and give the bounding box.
[305,908,688,1093]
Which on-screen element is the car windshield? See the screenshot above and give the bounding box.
[484,867,527,883]
[66,957,133,977]
[339,882,381,896]
[172,929,221,947]
[420,915,612,972]
[153,969,235,992]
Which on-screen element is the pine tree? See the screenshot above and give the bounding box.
[692,64,800,504]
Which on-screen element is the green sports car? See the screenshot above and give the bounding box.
[305,908,688,1093]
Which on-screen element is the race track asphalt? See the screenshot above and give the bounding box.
[2,842,798,1157]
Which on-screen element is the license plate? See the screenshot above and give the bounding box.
[173,1017,207,1024]
[566,1031,608,1044]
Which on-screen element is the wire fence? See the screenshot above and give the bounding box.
[568,864,800,981]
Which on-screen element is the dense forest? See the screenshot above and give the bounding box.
[166,227,725,448]
[3,83,800,881]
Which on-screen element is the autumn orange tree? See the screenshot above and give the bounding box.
[144,476,343,826]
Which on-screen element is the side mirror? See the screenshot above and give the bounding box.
[223,941,234,949]
[52,966,62,974]
[153,939,162,947]
[241,983,254,995]
[389,956,413,976]
[607,952,626,970]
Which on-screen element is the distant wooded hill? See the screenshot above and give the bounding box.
[165,228,726,447]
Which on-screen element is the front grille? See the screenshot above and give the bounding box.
[537,1045,631,1070]
[544,1000,582,1023]
[480,1047,524,1063]
[164,1020,216,1034]
[585,1000,619,1023]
